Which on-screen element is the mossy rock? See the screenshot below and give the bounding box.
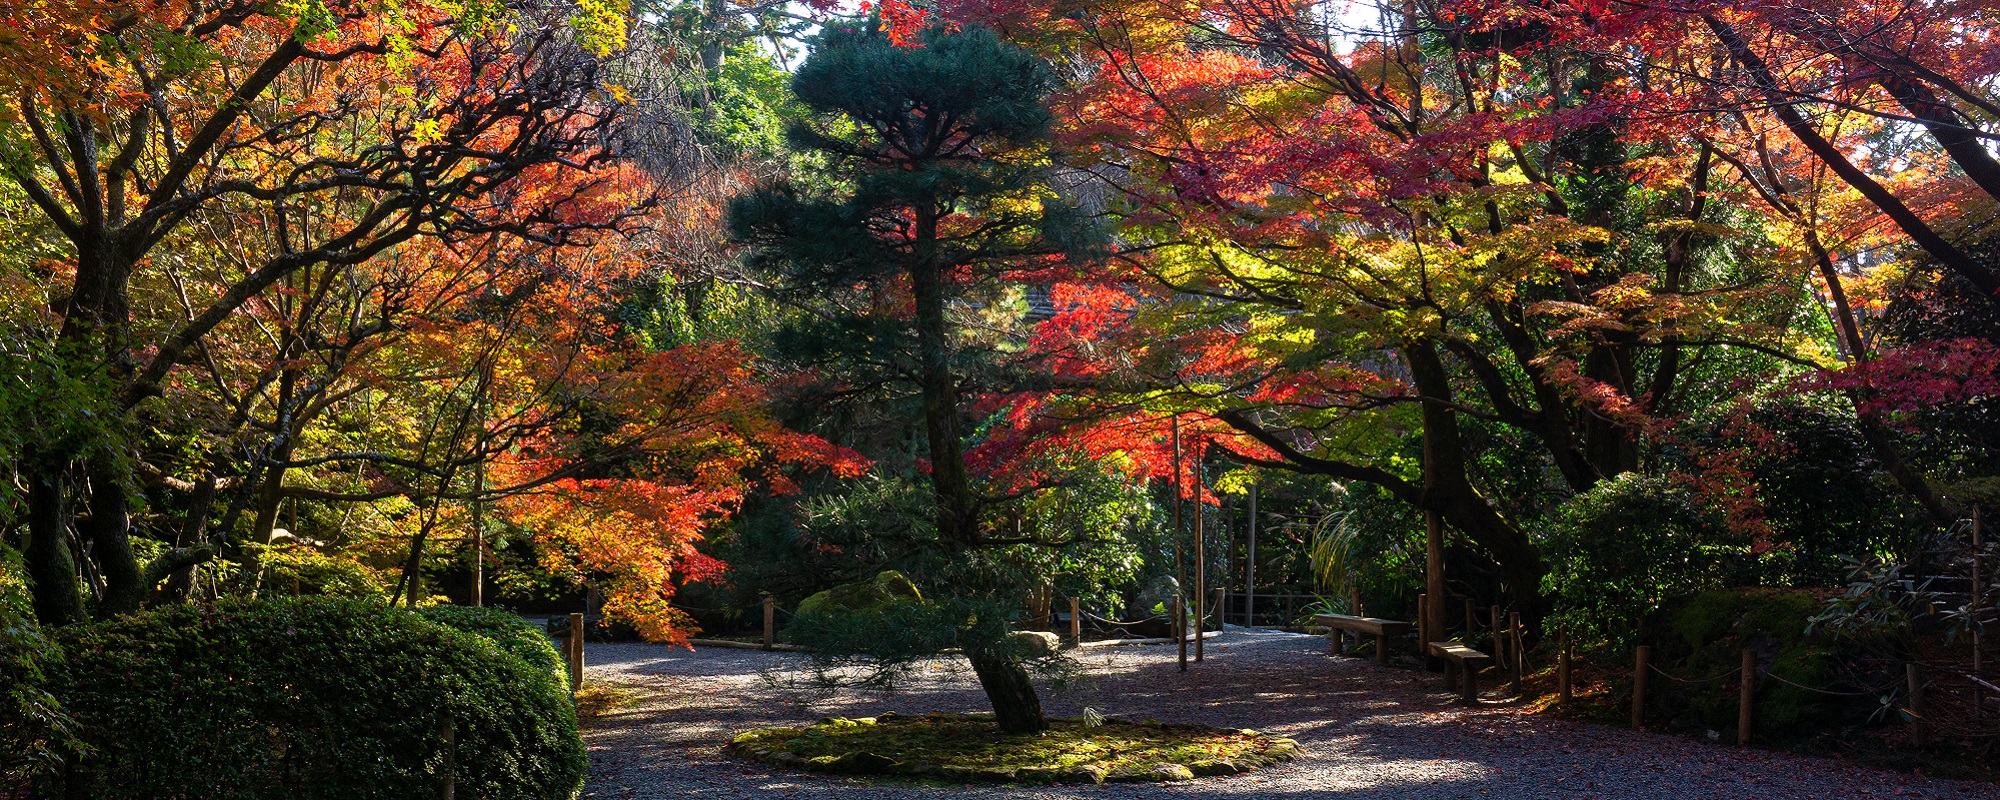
[794,571,923,618]
[729,712,1296,784]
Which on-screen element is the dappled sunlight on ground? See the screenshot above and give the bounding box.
[580,627,1999,799]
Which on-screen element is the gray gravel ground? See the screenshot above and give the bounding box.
[580,626,1997,799]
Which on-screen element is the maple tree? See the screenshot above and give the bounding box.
[0,0,871,646]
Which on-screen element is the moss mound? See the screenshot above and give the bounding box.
[728,712,1300,784]
[793,570,924,619]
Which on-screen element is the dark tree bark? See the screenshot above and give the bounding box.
[25,473,83,626]
[966,647,1047,734]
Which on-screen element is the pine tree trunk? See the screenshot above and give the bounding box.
[967,649,1047,733]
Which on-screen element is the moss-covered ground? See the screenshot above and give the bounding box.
[728,712,1299,783]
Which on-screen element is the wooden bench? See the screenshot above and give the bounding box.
[1313,614,1414,664]
[1428,641,1493,704]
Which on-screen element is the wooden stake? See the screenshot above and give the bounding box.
[1738,647,1756,746]
[1509,611,1523,697]
[762,596,775,651]
[1070,596,1082,642]
[1417,593,1429,648]
[1214,588,1226,635]
[1491,605,1504,665]
[568,612,585,691]
[1174,596,1188,672]
[440,713,456,800]
[1465,598,1477,639]
[1351,586,1363,618]
[1974,506,1984,717]
[1632,645,1650,730]
[1195,465,1206,663]
[1907,662,1926,748]
[1558,645,1572,705]
[1245,481,1257,627]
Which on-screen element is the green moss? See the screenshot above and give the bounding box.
[794,571,924,619]
[729,713,1293,783]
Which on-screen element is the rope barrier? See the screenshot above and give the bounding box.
[1649,663,1742,684]
[1761,671,1900,698]
[1082,609,1167,627]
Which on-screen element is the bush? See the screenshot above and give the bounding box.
[1542,473,1749,656]
[1648,589,1861,744]
[1,569,76,789]
[46,597,585,800]
[420,604,569,688]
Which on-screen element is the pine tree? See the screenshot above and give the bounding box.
[730,18,1100,733]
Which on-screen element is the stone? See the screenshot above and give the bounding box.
[875,711,906,723]
[1189,759,1242,777]
[1151,763,1197,781]
[769,752,807,768]
[1015,766,1065,783]
[805,755,841,771]
[1057,764,1109,785]
[895,760,939,776]
[941,765,1018,782]
[1008,630,1062,659]
[795,571,924,618]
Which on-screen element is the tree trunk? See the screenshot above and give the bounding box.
[909,205,979,543]
[86,451,144,616]
[25,471,84,626]
[967,648,1047,733]
[1405,341,1549,611]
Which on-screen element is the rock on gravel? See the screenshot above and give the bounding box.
[579,626,2000,799]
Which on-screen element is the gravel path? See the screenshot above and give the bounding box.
[581,626,1996,799]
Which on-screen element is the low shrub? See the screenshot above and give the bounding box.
[1,576,76,790]
[420,604,569,687]
[46,597,585,800]
[1647,588,1873,744]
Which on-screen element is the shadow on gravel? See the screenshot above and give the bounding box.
[579,630,2000,800]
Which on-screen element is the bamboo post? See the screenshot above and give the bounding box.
[1174,596,1188,672]
[1070,596,1082,643]
[1907,662,1926,748]
[1738,647,1756,746]
[567,612,585,691]
[1509,611,1523,697]
[761,596,775,650]
[1351,587,1363,618]
[1631,645,1650,730]
[1464,598,1477,639]
[1491,605,1504,664]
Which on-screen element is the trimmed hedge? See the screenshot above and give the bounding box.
[420,605,570,688]
[46,598,585,800]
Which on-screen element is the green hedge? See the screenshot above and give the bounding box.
[47,598,585,800]
[420,605,570,688]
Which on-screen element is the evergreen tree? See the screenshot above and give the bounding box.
[730,19,1101,733]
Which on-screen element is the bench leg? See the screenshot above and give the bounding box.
[1461,664,1479,704]
[1330,630,1344,656]
[1375,633,1388,664]
[1443,661,1457,690]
